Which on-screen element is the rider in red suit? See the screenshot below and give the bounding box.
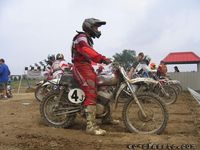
[71,18,118,135]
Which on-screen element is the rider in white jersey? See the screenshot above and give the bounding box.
[51,53,69,79]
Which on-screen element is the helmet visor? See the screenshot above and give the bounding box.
[94,21,106,27]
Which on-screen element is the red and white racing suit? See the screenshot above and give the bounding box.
[51,60,69,79]
[72,32,107,106]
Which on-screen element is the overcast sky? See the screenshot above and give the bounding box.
[1,0,200,74]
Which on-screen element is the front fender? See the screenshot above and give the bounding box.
[115,78,158,101]
[129,77,158,85]
[168,79,181,85]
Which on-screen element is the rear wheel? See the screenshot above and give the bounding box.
[122,92,168,134]
[40,92,76,128]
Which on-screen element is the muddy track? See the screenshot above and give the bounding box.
[0,92,199,150]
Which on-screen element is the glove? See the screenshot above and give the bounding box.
[102,58,112,65]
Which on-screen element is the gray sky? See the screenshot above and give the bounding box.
[1,0,200,74]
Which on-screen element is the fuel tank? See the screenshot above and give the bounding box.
[96,73,118,86]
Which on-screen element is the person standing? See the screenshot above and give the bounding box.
[174,66,180,72]
[0,59,10,99]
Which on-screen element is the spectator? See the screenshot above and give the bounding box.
[0,59,11,99]
[157,61,168,78]
[174,66,180,72]
[127,52,144,79]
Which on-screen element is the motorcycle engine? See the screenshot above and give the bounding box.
[96,86,113,116]
[97,86,114,100]
[96,103,105,117]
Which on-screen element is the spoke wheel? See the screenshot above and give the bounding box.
[160,85,178,105]
[40,92,76,128]
[122,92,168,134]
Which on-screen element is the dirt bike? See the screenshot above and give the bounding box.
[35,65,73,102]
[164,78,182,95]
[34,65,53,102]
[35,69,63,102]
[154,79,178,105]
[150,74,181,105]
[40,62,168,134]
[35,79,60,102]
[133,63,178,105]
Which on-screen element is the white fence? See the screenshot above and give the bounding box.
[168,72,200,91]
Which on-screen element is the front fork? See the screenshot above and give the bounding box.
[159,82,170,98]
[126,81,147,118]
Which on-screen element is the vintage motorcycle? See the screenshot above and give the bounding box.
[133,63,179,105]
[34,64,53,102]
[164,79,182,95]
[35,79,60,102]
[35,64,73,102]
[40,62,168,134]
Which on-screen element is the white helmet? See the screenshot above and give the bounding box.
[56,53,64,60]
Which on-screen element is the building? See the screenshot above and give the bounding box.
[161,51,200,90]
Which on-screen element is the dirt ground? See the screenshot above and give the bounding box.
[0,91,199,150]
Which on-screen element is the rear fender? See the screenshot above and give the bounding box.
[42,78,60,86]
[36,80,44,86]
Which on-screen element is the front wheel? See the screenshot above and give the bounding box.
[35,85,46,102]
[35,84,55,102]
[159,85,178,105]
[122,92,168,134]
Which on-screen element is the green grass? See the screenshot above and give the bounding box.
[11,79,41,93]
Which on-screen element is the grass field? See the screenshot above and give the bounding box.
[11,79,40,93]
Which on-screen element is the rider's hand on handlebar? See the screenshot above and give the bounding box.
[102,58,112,65]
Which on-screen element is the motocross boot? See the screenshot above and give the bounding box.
[101,105,120,125]
[85,105,106,136]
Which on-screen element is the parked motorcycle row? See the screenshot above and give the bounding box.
[35,61,182,135]
[133,63,182,105]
